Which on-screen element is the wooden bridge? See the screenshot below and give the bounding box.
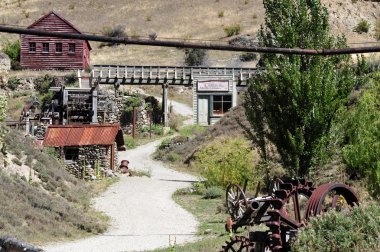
[91,65,257,86]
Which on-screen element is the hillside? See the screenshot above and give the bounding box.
[0,0,378,66]
[0,129,109,245]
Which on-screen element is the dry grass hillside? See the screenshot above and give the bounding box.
[0,0,378,66]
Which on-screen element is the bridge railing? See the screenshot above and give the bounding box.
[92,65,258,82]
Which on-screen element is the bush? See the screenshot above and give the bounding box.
[240,52,258,62]
[203,186,224,199]
[167,152,180,162]
[354,19,370,34]
[339,79,380,196]
[184,48,207,66]
[195,136,257,189]
[224,24,241,37]
[151,124,164,135]
[179,125,206,138]
[218,11,224,18]
[7,77,20,91]
[124,135,137,149]
[292,202,380,252]
[34,74,54,94]
[2,40,21,70]
[101,25,127,46]
[64,72,78,87]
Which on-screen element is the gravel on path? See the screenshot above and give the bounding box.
[43,140,199,252]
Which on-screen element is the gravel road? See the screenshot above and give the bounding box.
[44,139,199,252]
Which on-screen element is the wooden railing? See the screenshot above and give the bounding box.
[91,65,258,85]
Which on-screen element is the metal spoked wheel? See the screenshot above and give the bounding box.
[221,236,254,252]
[305,183,359,220]
[226,184,248,220]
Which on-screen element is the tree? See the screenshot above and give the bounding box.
[243,0,357,177]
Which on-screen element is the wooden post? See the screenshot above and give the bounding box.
[92,89,98,123]
[162,83,168,127]
[110,145,115,170]
[132,107,136,139]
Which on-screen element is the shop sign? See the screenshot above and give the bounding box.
[197,80,229,92]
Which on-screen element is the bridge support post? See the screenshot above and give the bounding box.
[92,89,98,123]
[162,83,169,128]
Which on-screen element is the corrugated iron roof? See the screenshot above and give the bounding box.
[44,124,124,147]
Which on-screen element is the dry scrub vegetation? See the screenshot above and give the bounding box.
[0,0,378,66]
[0,129,110,244]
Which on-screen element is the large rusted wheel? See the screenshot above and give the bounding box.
[304,183,359,220]
[221,236,254,252]
[226,184,248,220]
[265,179,315,251]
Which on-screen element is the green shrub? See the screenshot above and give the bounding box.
[203,186,224,199]
[292,202,380,252]
[101,25,127,46]
[34,74,54,94]
[64,72,78,87]
[354,19,370,34]
[195,136,257,189]
[340,80,380,196]
[2,40,21,70]
[218,11,224,18]
[184,48,207,66]
[124,135,137,149]
[192,181,207,195]
[152,124,164,135]
[12,90,31,98]
[240,52,258,62]
[7,77,20,91]
[167,152,180,162]
[158,137,171,149]
[179,125,206,138]
[224,24,241,37]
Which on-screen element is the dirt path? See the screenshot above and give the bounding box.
[44,139,198,252]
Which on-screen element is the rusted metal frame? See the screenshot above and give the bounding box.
[1,25,380,55]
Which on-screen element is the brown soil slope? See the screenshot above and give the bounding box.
[0,0,378,66]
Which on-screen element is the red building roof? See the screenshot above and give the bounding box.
[44,124,124,147]
[28,11,91,50]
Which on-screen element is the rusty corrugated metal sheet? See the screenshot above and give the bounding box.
[43,124,122,146]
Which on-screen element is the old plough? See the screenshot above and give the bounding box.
[222,179,359,252]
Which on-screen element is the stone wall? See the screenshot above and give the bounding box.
[97,91,150,134]
[62,144,115,179]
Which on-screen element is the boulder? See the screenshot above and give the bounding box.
[0,53,11,71]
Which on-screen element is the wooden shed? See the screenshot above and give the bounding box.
[20,11,91,70]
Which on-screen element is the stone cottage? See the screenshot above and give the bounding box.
[43,124,125,179]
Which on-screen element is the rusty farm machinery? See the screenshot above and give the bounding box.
[221,179,359,252]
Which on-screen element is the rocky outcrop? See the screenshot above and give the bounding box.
[0,53,10,71]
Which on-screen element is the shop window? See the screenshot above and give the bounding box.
[29,42,36,52]
[68,43,76,53]
[64,148,79,163]
[55,43,62,53]
[42,43,49,53]
[212,95,232,116]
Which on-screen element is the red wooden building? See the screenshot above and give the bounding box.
[20,11,91,70]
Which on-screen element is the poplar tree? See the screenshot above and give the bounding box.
[244,0,357,176]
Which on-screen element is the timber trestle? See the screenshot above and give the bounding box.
[91,65,257,86]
